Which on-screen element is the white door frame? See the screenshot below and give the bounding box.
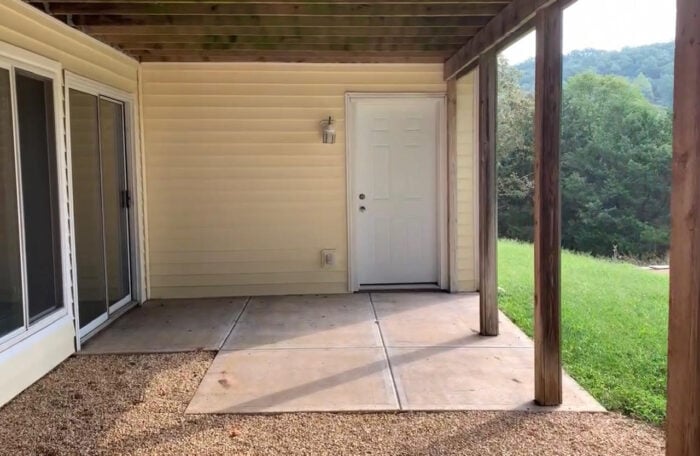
[345,92,448,292]
[64,71,143,345]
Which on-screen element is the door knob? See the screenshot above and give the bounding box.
[359,193,366,200]
[359,206,366,212]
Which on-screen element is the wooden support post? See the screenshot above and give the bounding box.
[666,0,700,453]
[478,50,499,336]
[533,3,563,406]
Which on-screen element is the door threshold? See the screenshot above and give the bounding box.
[358,283,442,292]
[79,300,139,345]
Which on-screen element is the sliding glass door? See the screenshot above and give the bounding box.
[99,98,131,310]
[70,90,107,331]
[16,71,63,323]
[0,61,65,345]
[69,90,131,337]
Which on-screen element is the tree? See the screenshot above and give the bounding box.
[496,62,672,259]
[516,42,675,107]
[560,73,672,258]
[496,58,535,241]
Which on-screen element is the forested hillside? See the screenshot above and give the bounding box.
[515,42,674,108]
[497,58,672,259]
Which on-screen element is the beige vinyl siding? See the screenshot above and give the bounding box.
[0,0,137,93]
[142,62,446,298]
[455,71,478,292]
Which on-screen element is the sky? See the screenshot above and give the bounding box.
[501,0,677,64]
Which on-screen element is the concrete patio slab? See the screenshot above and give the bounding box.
[372,293,531,348]
[388,346,604,411]
[222,294,381,349]
[81,298,247,354]
[186,348,399,413]
[101,292,604,414]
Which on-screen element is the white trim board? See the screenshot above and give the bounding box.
[345,92,449,292]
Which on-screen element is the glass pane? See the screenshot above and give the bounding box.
[15,71,63,322]
[0,68,24,337]
[69,89,108,328]
[99,98,131,305]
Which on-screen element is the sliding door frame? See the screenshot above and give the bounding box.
[64,72,143,347]
[0,42,72,354]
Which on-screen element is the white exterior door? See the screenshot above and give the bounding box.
[350,96,442,287]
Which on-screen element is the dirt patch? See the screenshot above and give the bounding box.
[0,352,665,455]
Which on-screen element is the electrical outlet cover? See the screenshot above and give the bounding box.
[321,249,336,268]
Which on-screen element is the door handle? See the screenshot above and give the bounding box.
[359,206,366,212]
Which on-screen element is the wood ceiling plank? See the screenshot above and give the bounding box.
[114,42,463,51]
[65,14,494,27]
[94,34,474,45]
[37,2,507,16]
[82,25,481,36]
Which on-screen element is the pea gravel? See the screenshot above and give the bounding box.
[0,352,664,455]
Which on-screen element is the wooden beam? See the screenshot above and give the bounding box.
[533,2,562,407]
[67,14,493,28]
[444,0,574,80]
[478,50,498,337]
[666,0,700,453]
[36,2,507,16]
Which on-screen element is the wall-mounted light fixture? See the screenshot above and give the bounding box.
[320,116,336,144]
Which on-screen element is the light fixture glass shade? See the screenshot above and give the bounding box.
[321,116,336,144]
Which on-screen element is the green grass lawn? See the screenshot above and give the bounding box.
[497,239,669,425]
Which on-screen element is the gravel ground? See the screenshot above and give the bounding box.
[0,352,664,456]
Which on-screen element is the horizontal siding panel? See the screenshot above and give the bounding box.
[146,118,346,132]
[148,192,345,205]
[145,144,343,156]
[146,179,342,193]
[150,271,347,287]
[150,283,348,299]
[143,70,443,85]
[146,154,344,168]
[145,95,343,109]
[143,62,446,298]
[144,106,346,121]
[146,166,345,180]
[142,62,444,73]
[144,83,447,96]
[151,260,347,275]
[152,214,345,233]
[146,131,345,144]
[150,232,344,252]
[151,249,327,264]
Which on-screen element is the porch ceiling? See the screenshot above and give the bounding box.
[26,0,513,63]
